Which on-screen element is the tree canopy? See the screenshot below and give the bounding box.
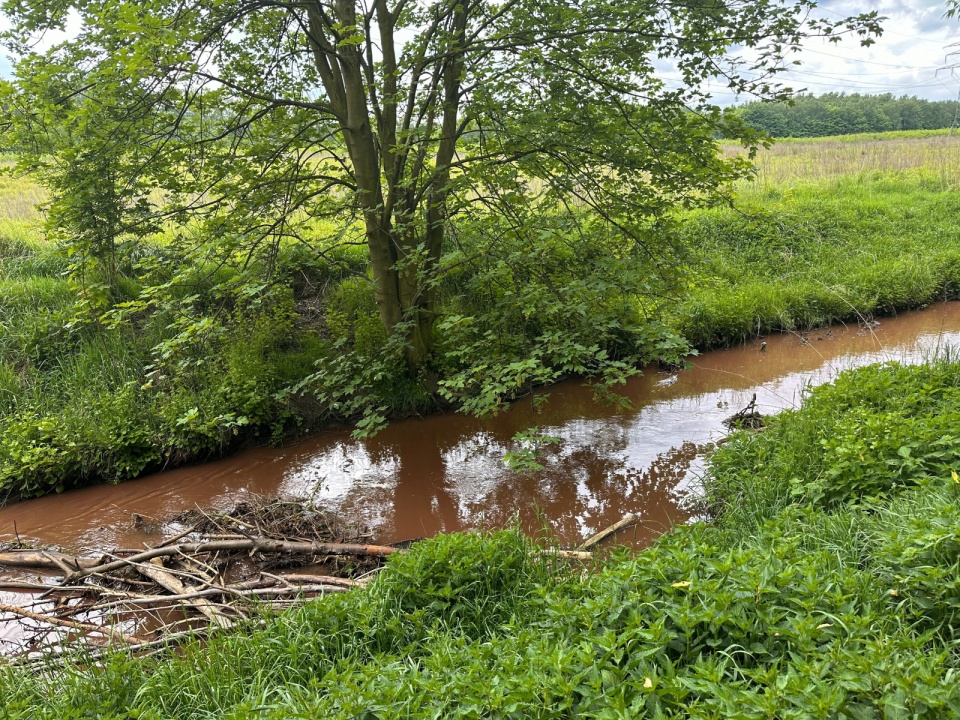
[0,0,882,424]
[738,93,959,138]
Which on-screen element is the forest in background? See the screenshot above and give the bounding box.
[738,92,959,137]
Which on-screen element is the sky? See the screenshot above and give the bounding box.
[671,0,960,104]
[0,1,958,105]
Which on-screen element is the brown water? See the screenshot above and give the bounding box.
[3,303,960,560]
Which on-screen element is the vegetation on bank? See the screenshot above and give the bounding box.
[1,133,960,500]
[5,357,960,717]
[737,92,959,138]
[677,171,960,347]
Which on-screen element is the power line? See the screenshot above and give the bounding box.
[796,47,942,70]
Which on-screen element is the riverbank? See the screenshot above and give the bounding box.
[4,356,960,717]
[2,148,959,501]
[1,300,957,556]
[674,170,960,348]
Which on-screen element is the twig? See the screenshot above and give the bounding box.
[65,539,399,583]
[155,523,198,549]
[540,548,593,561]
[135,558,234,630]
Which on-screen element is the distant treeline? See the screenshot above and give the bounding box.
[738,93,958,138]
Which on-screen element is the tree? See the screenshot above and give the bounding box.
[0,0,881,385]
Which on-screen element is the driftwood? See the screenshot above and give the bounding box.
[63,538,399,583]
[0,603,143,646]
[137,558,234,630]
[541,548,593,561]
[0,496,597,661]
[0,551,99,571]
[0,541,397,578]
[577,514,639,551]
[0,497,394,660]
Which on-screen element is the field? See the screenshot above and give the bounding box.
[723,129,960,187]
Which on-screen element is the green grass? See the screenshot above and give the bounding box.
[772,128,955,144]
[6,359,960,717]
[672,172,960,348]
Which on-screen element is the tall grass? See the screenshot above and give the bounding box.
[673,172,960,347]
[723,132,960,187]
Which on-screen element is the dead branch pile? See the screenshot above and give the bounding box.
[723,393,766,430]
[0,497,395,660]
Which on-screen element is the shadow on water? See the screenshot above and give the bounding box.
[3,303,960,557]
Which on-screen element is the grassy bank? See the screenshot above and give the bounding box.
[5,357,960,717]
[675,171,960,348]
[0,132,959,500]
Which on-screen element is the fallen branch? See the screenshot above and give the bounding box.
[90,583,350,612]
[577,514,639,551]
[0,551,99,572]
[0,602,143,645]
[66,538,399,582]
[135,558,234,630]
[541,548,593,561]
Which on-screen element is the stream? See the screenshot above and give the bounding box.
[3,302,960,558]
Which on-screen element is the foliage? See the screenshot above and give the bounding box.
[707,359,960,529]
[0,0,882,397]
[738,92,960,138]
[10,361,960,716]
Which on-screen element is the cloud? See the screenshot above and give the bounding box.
[704,1,960,105]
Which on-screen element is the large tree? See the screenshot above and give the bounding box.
[0,0,881,378]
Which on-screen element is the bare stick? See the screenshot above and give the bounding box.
[135,559,234,629]
[155,523,198,549]
[88,583,349,611]
[275,574,359,588]
[540,548,593,561]
[0,602,144,645]
[0,551,99,571]
[65,539,399,582]
[577,514,640,551]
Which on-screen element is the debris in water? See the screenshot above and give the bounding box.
[723,393,766,430]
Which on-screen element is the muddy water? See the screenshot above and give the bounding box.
[3,303,960,558]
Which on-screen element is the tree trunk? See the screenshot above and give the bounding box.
[305,0,466,379]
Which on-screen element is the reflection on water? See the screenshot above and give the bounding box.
[3,304,960,554]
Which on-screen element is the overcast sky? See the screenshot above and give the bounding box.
[1,1,958,105]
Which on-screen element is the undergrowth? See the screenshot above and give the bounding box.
[4,359,960,717]
[1,151,960,499]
